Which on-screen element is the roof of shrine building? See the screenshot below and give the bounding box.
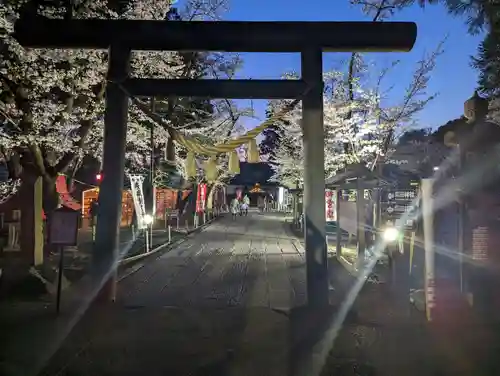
[228,162,279,187]
[325,162,419,189]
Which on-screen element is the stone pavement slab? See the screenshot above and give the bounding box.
[35,212,303,376]
[118,212,307,309]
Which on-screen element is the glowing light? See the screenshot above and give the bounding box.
[143,214,154,225]
[383,227,399,242]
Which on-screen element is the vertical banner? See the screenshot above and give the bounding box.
[236,188,242,201]
[278,187,285,205]
[152,186,157,220]
[56,175,81,211]
[325,189,336,221]
[196,184,207,213]
[201,184,207,212]
[421,178,435,321]
[129,175,147,229]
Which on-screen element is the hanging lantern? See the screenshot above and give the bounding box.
[228,150,240,174]
[247,139,260,163]
[185,152,197,179]
[205,156,218,182]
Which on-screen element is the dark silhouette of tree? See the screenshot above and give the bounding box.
[431,117,468,143]
[472,24,500,98]
[417,0,500,98]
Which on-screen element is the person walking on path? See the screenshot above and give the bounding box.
[89,199,99,226]
[241,194,250,216]
[89,199,99,241]
[257,195,265,214]
[230,197,240,220]
[267,194,274,212]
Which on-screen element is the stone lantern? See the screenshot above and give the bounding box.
[462,93,500,260]
[446,92,500,318]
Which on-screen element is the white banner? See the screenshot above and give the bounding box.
[325,189,336,222]
[129,174,147,229]
[278,187,285,205]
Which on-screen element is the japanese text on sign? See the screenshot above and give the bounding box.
[472,226,488,261]
[325,189,336,221]
[395,190,415,199]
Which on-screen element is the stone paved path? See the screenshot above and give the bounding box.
[5,212,490,376]
[118,211,307,309]
[36,212,308,376]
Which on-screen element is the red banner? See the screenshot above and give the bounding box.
[196,184,207,213]
[325,189,336,221]
[56,175,81,211]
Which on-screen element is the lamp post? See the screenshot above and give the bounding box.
[150,98,156,220]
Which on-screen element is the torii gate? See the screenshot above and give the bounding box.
[14,14,416,306]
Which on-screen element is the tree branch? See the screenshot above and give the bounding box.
[53,81,106,174]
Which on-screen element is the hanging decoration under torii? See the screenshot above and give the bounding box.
[131,95,301,182]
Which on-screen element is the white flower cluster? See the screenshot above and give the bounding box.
[268,59,438,187]
[0,0,238,200]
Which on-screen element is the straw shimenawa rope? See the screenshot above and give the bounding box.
[117,82,307,179]
[130,94,302,155]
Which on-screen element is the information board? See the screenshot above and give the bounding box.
[49,207,79,246]
[381,185,419,230]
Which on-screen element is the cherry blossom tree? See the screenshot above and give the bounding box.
[0,0,230,210]
[266,0,444,187]
[1,1,109,207]
[268,45,442,187]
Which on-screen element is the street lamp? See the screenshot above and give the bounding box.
[382,226,399,242]
[143,213,154,252]
[143,214,154,225]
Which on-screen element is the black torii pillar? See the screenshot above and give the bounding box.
[94,44,131,299]
[14,17,417,305]
[301,48,329,305]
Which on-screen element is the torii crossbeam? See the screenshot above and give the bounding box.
[14,14,417,306]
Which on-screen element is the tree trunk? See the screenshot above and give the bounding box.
[17,172,45,266]
[43,176,60,214]
[166,135,176,162]
[179,185,198,226]
[41,176,60,260]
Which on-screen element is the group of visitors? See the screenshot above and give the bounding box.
[230,194,250,219]
[230,193,274,219]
